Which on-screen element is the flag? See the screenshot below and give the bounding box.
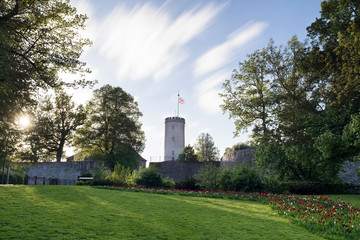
[179,97,184,104]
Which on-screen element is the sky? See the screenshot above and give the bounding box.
[63,0,323,163]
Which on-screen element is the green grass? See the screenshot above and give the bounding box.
[0,186,325,240]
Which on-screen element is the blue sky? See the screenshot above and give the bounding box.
[64,0,323,162]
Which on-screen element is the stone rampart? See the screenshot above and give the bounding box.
[220,147,257,168]
[26,161,102,185]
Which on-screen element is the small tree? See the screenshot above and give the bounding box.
[177,145,198,162]
[194,133,219,162]
[195,163,220,190]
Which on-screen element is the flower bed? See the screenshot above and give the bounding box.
[96,185,360,239]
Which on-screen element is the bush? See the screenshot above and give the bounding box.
[111,164,135,186]
[135,167,163,188]
[81,171,93,177]
[261,175,285,193]
[232,164,262,192]
[162,177,175,188]
[93,168,110,181]
[195,163,220,190]
[218,168,233,191]
[284,181,351,194]
[175,176,199,190]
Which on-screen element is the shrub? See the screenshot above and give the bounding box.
[81,171,93,177]
[135,167,163,188]
[231,164,262,192]
[284,181,350,194]
[93,168,110,181]
[195,163,220,190]
[111,164,134,186]
[162,177,175,188]
[261,175,285,193]
[175,176,199,190]
[218,167,233,191]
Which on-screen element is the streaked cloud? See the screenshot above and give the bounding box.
[195,71,229,114]
[194,21,268,77]
[94,2,224,82]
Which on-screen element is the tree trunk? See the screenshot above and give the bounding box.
[56,137,65,162]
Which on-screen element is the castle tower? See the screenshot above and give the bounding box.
[164,116,185,161]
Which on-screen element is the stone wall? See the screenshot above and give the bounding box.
[340,161,360,185]
[220,147,257,168]
[150,161,220,182]
[26,161,102,185]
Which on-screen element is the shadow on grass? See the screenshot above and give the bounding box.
[0,186,327,240]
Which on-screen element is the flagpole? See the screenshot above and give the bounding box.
[177,92,180,117]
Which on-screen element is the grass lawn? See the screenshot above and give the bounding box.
[0,186,326,240]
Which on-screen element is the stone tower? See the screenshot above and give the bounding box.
[164,116,185,161]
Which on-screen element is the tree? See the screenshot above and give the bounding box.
[220,37,350,182]
[0,0,93,163]
[74,85,145,170]
[18,88,85,162]
[194,133,219,162]
[307,0,360,106]
[177,145,198,162]
[195,163,220,190]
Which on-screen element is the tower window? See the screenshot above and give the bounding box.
[172,126,174,130]
[172,151,174,156]
[172,136,175,141]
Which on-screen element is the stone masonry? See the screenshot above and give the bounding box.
[26,161,102,185]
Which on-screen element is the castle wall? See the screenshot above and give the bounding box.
[220,147,257,168]
[25,161,101,185]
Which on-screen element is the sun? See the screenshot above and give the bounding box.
[18,115,31,129]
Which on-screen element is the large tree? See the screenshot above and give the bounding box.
[194,133,219,162]
[0,0,93,159]
[74,85,145,170]
[17,89,85,162]
[220,37,349,181]
[221,0,360,182]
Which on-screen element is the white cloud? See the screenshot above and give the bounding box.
[195,71,229,114]
[94,2,224,82]
[194,21,268,77]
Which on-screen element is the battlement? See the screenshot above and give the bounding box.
[165,116,185,123]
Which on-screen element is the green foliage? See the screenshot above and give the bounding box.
[0,0,94,160]
[161,177,175,189]
[224,142,250,155]
[221,32,360,182]
[194,133,220,162]
[17,88,85,162]
[218,164,262,192]
[177,144,198,162]
[174,176,199,190]
[195,163,220,190]
[111,164,137,186]
[74,85,145,170]
[93,168,110,181]
[80,171,93,177]
[135,167,163,188]
[261,175,285,194]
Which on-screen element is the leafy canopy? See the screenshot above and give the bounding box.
[74,84,145,170]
